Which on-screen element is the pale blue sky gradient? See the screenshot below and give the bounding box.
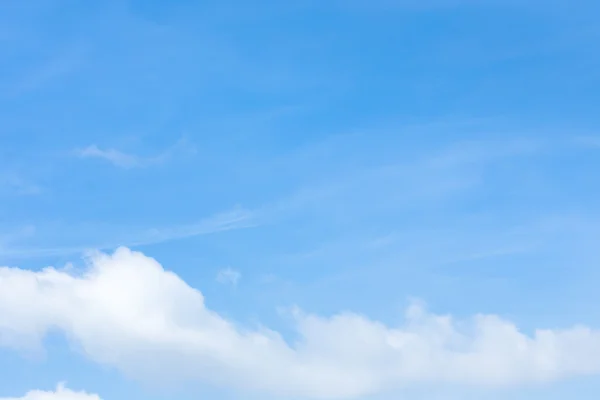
[1,1,600,399]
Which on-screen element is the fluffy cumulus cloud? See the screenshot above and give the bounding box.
[1,383,101,400]
[1,248,600,399]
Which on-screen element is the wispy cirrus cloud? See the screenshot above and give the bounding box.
[0,206,255,260]
[216,267,242,287]
[75,145,140,168]
[15,136,543,260]
[250,135,543,224]
[74,137,196,169]
[0,135,579,264]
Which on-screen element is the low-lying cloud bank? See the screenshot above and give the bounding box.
[1,248,600,399]
[1,384,101,400]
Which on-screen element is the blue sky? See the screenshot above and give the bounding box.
[1,0,600,399]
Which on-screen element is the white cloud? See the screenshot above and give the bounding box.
[1,383,101,400]
[75,145,141,168]
[1,248,600,399]
[74,137,195,169]
[216,267,241,286]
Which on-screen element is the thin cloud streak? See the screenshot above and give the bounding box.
[12,137,542,259]
[75,145,140,168]
[1,136,561,260]
[251,136,543,223]
[0,207,256,260]
[74,137,196,169]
